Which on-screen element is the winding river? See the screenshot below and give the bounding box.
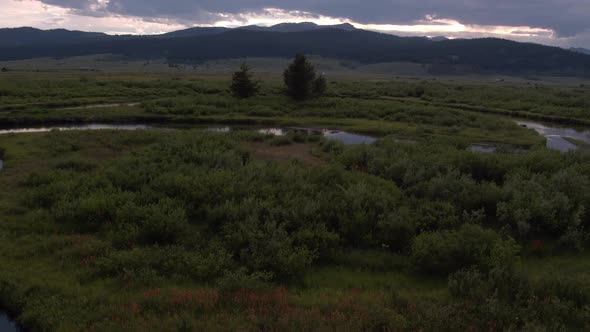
[0,124,152,135]
[211,127,378,145]
[1,120,590,175]
[0,125,377,174]
[515,120,590,152]
[0,124,378,146]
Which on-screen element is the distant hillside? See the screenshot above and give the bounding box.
[570,47,590,55]
[243,22,357,33]
[161,27,230,38]
[163,22,356,38]
[0,23,356,45]
[429,36,449,42]
[1,26,590,77]
[0,27,113,47]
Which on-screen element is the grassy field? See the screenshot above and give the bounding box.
[0,71,558,148]
[1,68,590,331]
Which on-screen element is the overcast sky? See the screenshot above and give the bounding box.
[3,0,590,48]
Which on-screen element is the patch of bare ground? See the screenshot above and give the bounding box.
[245,142,326,166]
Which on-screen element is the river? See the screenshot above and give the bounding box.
[515,120,590,152]
[0,124,378,146]
[0,120,589,156]
[0,125,377,173]
[0,313,21,332]
[0,124,151,135]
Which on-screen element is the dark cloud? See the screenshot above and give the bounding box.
[37,0,590,37]
[38,0,94,9]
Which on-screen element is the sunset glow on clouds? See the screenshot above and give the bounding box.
[3,0,589,48]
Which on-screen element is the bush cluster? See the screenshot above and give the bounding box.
[24,132,401,283]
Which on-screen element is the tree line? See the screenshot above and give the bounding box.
[230,54,327,100]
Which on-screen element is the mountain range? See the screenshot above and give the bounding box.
[570,47,590,56]
[0,23,358,46]
[1,23,590,77]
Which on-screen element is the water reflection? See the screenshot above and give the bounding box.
[515,120,590,152]
[8,120,590,153]
[0,313,21,332]
[206,127,231,133]
[62,102,140,110]
[207,126,376,145]
[324,131,377,145]
[0,123,379,146]
[0,124,151,135]
[545,135,578,152]
[471,145,497,153]
[258,128,286,136]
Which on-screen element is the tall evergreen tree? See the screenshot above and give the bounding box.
[283,54,319,100]
[230,63,259,98]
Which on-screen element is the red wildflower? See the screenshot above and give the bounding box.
[531,239,544,253]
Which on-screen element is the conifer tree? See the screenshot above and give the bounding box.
[230,63,259,98]
[283,54,327,100]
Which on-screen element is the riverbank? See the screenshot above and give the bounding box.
[0,108,545,149]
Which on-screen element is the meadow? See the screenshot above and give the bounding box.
[0,71,558,147]
[1,69,590,331]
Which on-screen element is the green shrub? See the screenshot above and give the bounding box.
[269,136,293,146]
[414,201,459,232]
[410,224,517,275]
[375,209,416,252]
[54,159,96,172]
[288,131,308,143]
[534,278,590,307]
[448,268,489,300]
[320,139,344,154]
[216,268,272,292]
[498,169,589,238]
[94,246,232,282]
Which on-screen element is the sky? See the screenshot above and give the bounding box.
[3,0,590,48]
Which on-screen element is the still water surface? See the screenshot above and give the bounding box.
[0,313,21,332]
[515,120,590,152]
[0,124,150,135]
[2,120,589,154]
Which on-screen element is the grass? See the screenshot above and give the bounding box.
[522,251,590,285]
[564,137,590,151]
[302,267,447,299]
[0,72,549,148]
[1,70,590,330]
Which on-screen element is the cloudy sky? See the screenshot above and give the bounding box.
[3,0,590,48]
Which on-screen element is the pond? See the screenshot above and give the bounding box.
[515,120,590,152]
[0,313,21,332]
